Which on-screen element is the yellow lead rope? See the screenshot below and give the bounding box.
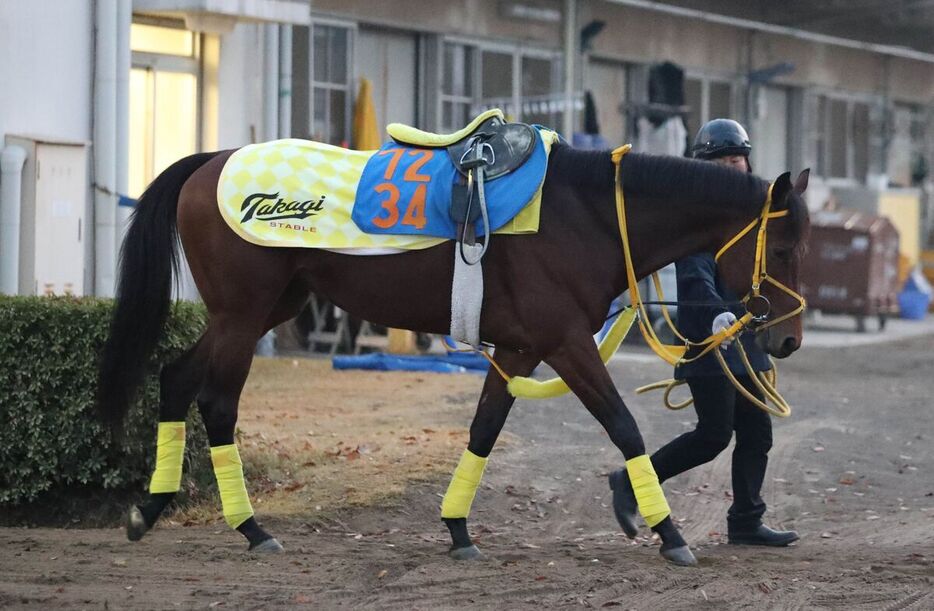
[611,145,800,417]
[479,145,803,417]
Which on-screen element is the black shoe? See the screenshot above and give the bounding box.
[728,524,799,547]
[608,468,639,539]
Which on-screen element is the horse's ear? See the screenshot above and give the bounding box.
[794,168,810,194]
[771,171,793,207]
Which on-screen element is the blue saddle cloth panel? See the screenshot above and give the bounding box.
[352,129,547,238]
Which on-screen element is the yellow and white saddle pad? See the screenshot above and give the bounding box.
[216,138,550,253]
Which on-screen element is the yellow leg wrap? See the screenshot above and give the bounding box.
[440,450,488,519]
[210,444,254,529]
[626,454,670,528]
[149,422,186,494]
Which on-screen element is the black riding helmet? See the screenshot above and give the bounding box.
[691,118,752,162]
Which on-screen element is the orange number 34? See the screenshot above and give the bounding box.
[372,183,401,229]
[371,149,432,231]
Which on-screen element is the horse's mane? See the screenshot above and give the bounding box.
[547,144,807,253]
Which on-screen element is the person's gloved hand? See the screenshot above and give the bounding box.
[711,311,738,350]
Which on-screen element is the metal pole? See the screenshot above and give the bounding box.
[94,0,117,297]
[0,145,27,295]
[563,0,577,138]
[263,24,279,141]
[279,25,293,138]
[115,0,132,248]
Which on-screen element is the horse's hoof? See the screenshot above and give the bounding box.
[126,506,149,542]
[449,544,483,560]
[660,545,697,567]
[249,537,284,553]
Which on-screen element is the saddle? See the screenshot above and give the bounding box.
[387,109,537,257]
[388,109,537,181]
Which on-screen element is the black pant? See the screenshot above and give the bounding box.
[650,375,773,530]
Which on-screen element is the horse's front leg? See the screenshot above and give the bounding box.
[545,331,697,566]
[441,347,540,560]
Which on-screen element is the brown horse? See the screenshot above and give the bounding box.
[98,142,809,565]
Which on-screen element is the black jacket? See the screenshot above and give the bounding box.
[673,253,772,379]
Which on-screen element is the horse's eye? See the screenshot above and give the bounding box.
[772,247,792,263]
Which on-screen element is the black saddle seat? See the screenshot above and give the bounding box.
[446,117,537,181]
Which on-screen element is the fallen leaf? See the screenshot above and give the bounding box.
[377,569,388,579]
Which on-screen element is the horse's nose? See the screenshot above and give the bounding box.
[781,336,799,355]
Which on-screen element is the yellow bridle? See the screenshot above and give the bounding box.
[610,145,806,417]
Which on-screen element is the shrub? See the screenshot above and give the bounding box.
[0,296,209,505]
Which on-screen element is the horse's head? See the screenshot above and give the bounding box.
[715,169,811,359]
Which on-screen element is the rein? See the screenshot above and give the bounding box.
[610,145,805,417]
[471,145,805,417]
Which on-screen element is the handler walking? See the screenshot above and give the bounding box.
[609,119,799,547]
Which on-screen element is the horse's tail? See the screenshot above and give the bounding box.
[97,151,219,430]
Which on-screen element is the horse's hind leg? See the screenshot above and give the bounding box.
[441,347,539,560]
[544,331,696,567]
[193,286,315,552]
[194,320,281,551]
[127,282,308,543]
[128,334,212,541]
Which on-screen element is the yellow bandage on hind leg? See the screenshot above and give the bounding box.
[210,444,254,529]
[626,454,671,528]
[440,450,488,519]
[149,422,186,494]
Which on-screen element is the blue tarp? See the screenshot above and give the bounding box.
[332,351,490,374]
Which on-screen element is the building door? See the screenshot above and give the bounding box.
[129,21,199,198]
[586,59,627,146]
[129,20,200,300]
[355,27,417,141]
[751,86,789,179]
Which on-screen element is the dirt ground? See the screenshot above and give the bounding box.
[1,323,933,610]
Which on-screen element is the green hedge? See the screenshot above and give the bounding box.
[0,296,209,505]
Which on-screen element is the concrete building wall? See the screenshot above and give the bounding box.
[309,0,563,47]
[0,1,93,144]
[583,0,934,105]
[583,1,746,74]
[752,34,885,94]
[887,58,934,104]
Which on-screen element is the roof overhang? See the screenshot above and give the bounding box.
[133,0,310,32]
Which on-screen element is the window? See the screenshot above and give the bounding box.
[812,94,875,182]
[480,50,514,116]
[439,42,562,131]
[708,82,732,121]
[311,24,352,146]
[889,104,930,187]
[683,76,734,140]
[441,43,475,132]
[129,21,199,197]
[520,54,561,128]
